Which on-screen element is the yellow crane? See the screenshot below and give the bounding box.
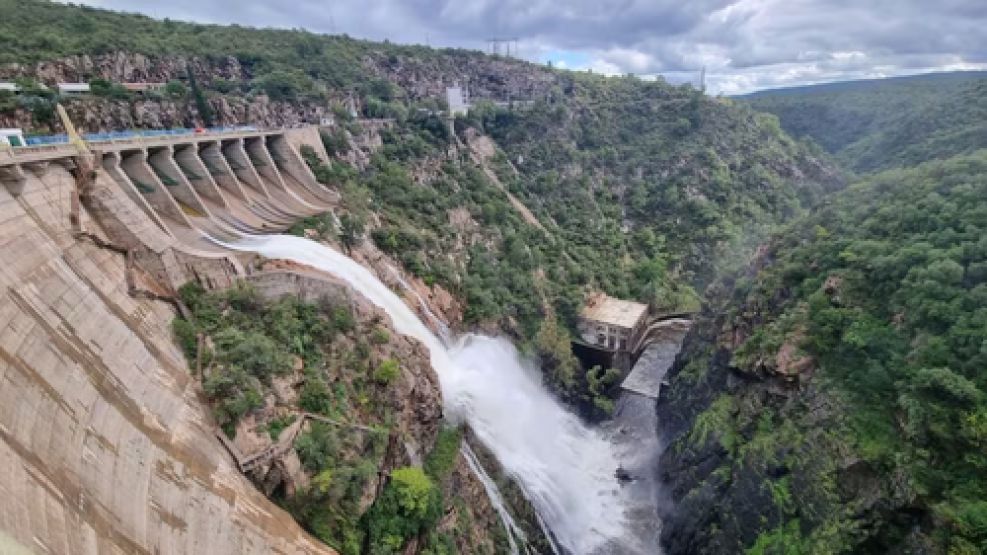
[56,103,96,232]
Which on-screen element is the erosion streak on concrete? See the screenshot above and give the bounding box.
[0,127,337,554]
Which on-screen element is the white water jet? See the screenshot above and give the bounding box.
[384,263,450,340]
[226,235,633,554]
[460,442,527,555]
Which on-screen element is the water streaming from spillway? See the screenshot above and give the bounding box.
[224,234,636,554]
[460,442,528,555]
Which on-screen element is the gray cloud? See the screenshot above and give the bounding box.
[70,0,987,93]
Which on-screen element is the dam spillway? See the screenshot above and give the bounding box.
[0,126,337,295]
[0,126,340,554]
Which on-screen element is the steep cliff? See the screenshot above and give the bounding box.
[656,152,987,554]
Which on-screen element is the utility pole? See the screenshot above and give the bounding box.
[700,66,707,93]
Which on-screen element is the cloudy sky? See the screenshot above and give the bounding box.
[70,0,987,94]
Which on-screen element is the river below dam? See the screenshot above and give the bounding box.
[599,325,691,554]
[226,234,688,554]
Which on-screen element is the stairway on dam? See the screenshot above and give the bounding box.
[0,126,343,554]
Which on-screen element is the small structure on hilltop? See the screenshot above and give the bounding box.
[578,292,649,353]
[446,83,470,116]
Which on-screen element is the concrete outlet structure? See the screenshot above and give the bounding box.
[578,292,649,352]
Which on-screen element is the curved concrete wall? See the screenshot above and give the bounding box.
[120,150,192,230]
[0,127,341,553]
[0,164,333,554]
[174,144,228,209]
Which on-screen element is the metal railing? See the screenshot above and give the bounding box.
[2,126,282,166]
[22,125,267,147]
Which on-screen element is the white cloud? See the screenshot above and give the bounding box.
[66,0,987,93]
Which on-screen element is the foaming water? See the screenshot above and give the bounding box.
[226,235,633,553]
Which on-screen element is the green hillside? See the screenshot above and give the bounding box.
[742,72,987,172]
[0,0,402,88]
[659,150,987,554]
[305,75,842,410]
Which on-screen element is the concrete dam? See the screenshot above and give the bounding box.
[0,125,341,554]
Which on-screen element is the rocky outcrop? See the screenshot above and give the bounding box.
[192,260,506,554]
[362,51,558,103]
[0,94,332,134]
[0,52,249,85]
[0,48,561,134]
[655,295,830,553]
[654,268,917,554]
[247,264,445,467]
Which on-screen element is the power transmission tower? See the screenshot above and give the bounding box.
[487,37,521,58]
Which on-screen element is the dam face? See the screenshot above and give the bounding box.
[0,127,339,554]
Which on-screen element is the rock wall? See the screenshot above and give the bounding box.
[0,52,332,132]
[0,164,334,554]
[0,95,332,134]
[0,49,560,134]
[654,280,850,554]
[0,52,249,85]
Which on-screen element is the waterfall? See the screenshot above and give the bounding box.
[460,442,527,555]
[225,235,635,554]
[384,263,450,340]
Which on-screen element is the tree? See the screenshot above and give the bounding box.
[187,68,213,127]
[338,213,365,254]
[535,317,579,392]
[164,80,187,99]
[363,466,442,554]
[257,69,314,101]
[88,78,130,100]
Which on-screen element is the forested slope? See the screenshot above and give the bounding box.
[658,151,987,554]
[295,72,842,410]
[742,72,987,173]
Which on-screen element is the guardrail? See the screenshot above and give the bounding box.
[23,125,266,147]
[0,143,76,165]
[1,125,298,167]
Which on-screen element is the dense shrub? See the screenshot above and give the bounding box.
[373,359,400,385]
[424,427,461,480]
[363,466,442,554]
